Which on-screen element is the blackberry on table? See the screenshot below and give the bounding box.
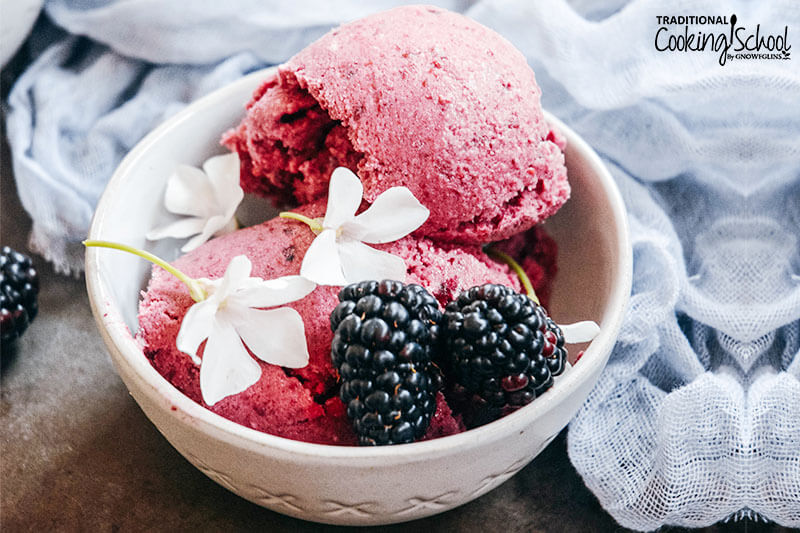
[1,246,39,346]
[330,280,443,445]
[443,283,566,427]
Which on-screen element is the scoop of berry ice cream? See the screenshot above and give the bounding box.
[223,5,569,244]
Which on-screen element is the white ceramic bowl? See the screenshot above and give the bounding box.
[85,68,631,526]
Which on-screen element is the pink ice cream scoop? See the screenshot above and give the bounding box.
[136,202,559,445]
[223,5,569,244]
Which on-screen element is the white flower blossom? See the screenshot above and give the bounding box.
[147,153,243,252]
[176,255,316,405]
[560,321,601,343]
[299,167,429,285]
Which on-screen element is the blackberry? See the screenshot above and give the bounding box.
[1,246,39,346]
[443,283,566,427]
[330,280,443,445]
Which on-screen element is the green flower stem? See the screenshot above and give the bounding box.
[83,240,207,302]
[485,246,540,305]
[279,211,324,234]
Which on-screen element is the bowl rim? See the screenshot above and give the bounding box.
[85,67,632,461]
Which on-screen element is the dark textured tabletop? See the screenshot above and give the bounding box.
[0,60,785,533]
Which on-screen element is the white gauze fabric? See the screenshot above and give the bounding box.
[472,0,800,529]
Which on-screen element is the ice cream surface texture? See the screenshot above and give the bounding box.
[223,5,569,244]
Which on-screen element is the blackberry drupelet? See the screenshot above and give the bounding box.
[330,280,443,445]
[443,283,566,427]
[1,246,39,346]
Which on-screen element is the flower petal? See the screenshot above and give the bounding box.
[196,255,252,305]
[230,275,316,309]
[176,298,217,365]
[204,153,240,191]
[300,229,347,286]
[339,238,407,284]
[179,214,230,252]
[164,165,216,218]
[232,307,309,368]
[344,186,429,243]
[214,216,239,237]
[204,153,244,215]
[181,233,213,254]
[199,318,261,406]
[322,167,362,229]
[560,321,601,344]
[219,255,253,294]
[146,217,207,241]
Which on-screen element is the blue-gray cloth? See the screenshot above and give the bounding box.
[6,1,799,529]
